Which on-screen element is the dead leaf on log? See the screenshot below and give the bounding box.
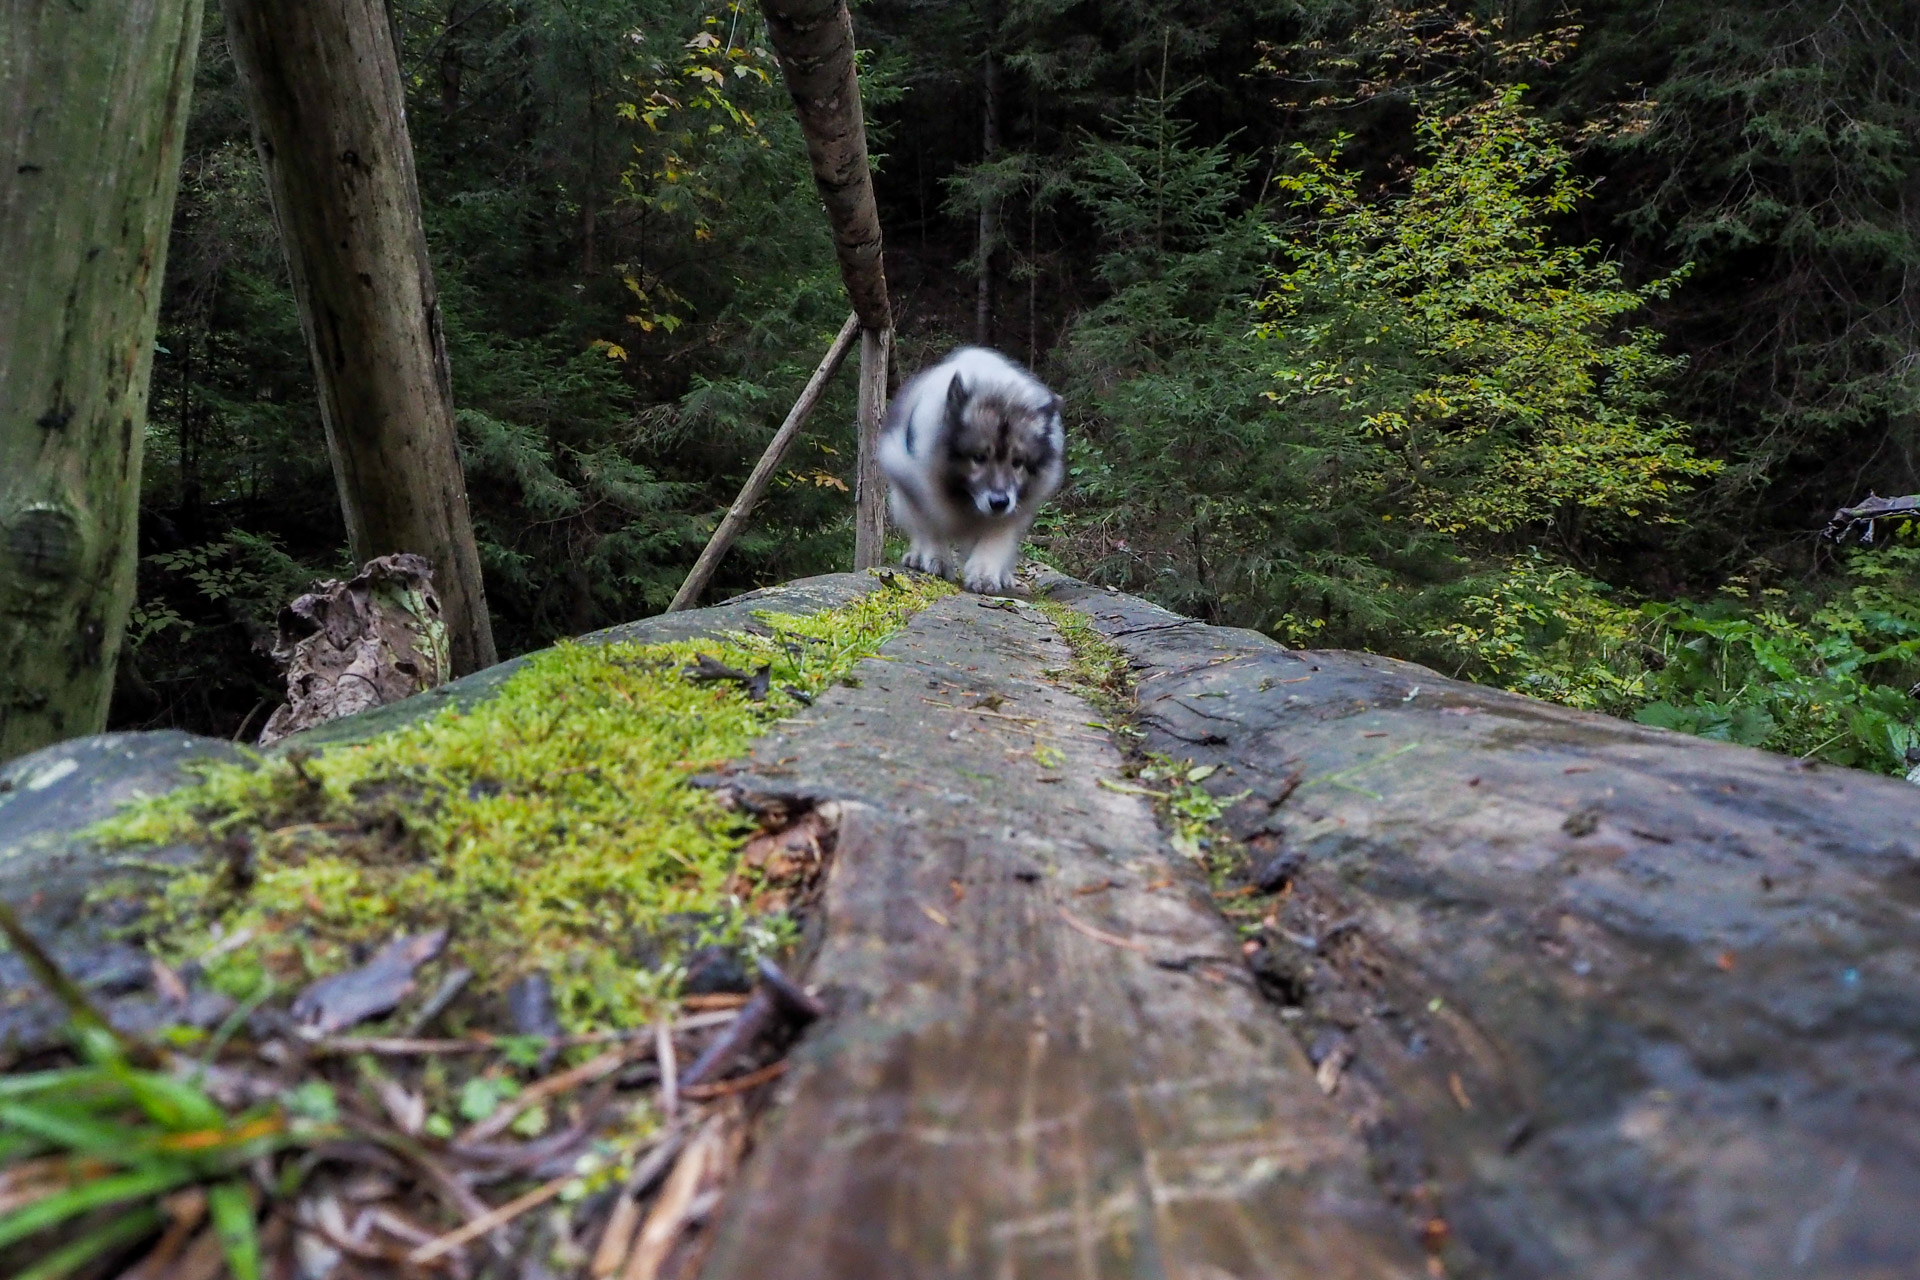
[291,928,448,1035]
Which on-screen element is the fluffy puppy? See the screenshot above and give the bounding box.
[877,347,1065,593]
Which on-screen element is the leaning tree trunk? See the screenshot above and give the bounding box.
[222,0,498,674]
[756,0,893,570]
[974,0,999,347]
[0,0,205,761]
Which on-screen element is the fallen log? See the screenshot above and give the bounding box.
[1039,570,1920,1279]
[12,568,1919,1275]
[702,592,1424,1278]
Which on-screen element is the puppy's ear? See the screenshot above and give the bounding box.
[946,372,970,418]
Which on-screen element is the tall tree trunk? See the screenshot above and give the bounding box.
[854,325,891,568]
[222,0,499,674]
[975,0,999,347]
[756,0,893,569]
[0,0,205,761]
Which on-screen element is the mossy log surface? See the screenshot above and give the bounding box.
[1035,570,1920,1279]
[4,568,1919,1274]
[0,573,875,1002]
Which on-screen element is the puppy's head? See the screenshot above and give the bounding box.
[943,373,1062,518]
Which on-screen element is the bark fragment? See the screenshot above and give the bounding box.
[259,553,451,745]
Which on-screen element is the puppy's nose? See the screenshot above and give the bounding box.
[987,492,1013,514]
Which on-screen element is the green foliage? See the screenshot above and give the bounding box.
[1572,0,1920,531]
[1418,551,1651,710]
[0,1027,322,1280]
[1056,85,1708,651]
[1425,545,1920,775]
[98,574,952,1032]
[1262,87,1718,538]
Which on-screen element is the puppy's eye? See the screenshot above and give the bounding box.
[971,452,989,464]
[1011,459,1028,472]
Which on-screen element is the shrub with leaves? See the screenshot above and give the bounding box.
[1426,544,1920,775]
[1260,86,1719,542]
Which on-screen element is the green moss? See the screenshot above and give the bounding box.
[96,573,953,1031]
[1033,597,1135,716]
[1036,598,1265,921]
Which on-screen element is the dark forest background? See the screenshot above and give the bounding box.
[124,0,1920,772]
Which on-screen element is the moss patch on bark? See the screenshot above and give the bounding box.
[95,573,953,1030]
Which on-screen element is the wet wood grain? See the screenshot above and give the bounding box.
[701,595,1424,1280]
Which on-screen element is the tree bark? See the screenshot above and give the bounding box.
[975,0,999,347]
[853,324,891,570]
[670,313,861,611]
[754,0,890,334]
[756,0,893,571]
[1042,571,1920,1279]
[222,0,498,674]
[0,0,205,761]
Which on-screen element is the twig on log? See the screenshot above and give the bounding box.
[655,1018,679,1118]
[590,1126,691,1278]
[681,1059,790,1100]
[312,1009,738,1055]
[669,313,861,611]
[1057,906,1148,952]
[456,1045,633,1146]
[678,958,823,1089]
[619,1112,732,1280]
[407,1169,575,1265]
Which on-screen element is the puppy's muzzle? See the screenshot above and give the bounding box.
[981,491,1014,515]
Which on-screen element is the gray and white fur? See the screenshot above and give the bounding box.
[878,347,1065,594]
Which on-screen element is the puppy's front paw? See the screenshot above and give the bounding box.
[902,546,950,577]
[962,566,1016,594]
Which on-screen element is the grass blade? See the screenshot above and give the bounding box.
[0,1164,190,1250]
[207,1179,261,1280]
[0,1069,103,1100]
[12,1206,162,1280]
[0,1101,131,1157]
